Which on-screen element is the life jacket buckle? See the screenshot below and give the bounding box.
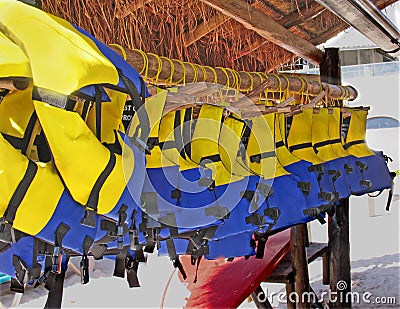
[360,179,372,189]
[80,255,89,284]
[80,208,97,228]
[257,182,274,198]
[205,206,230,220]
[130,229,140,251]
[245,213,267,227]
[297,181,312,195]
[198,177,215,190]
[117,225,125,250]
[171,189,182,200]
[356,160,368,172]
[51,246,63,274]
[328,169,342,182]
[344,164,354,174]
[318,192,337,202]
[0,219,14,243]
[308,164,325,174]
[264,207,281,221]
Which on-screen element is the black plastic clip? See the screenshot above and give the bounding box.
[344,164,354,174]
[297,182,312,195]
[80,208,96,228]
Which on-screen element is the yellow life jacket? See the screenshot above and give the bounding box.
[342,109,375,158]
[274,112,302,167]
[33,101,134,218]
[0,30,31,78]
[311,108,342,162]
[0,0,118,95]
[327,108,355,158]
[190,104,243,186]
[0,134,63,235]
[286,108,325,164]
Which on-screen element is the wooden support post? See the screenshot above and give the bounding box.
[320,48,352,308]
[290,224,311,308]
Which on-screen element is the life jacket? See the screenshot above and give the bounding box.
[311,107,352,199]
[0,30,32,79]
[341,108,392,193]
[273,112,334,219]
[234,113,316,235]
[285,108,342,200]
[325,107,370,194]
[0,0,119,95]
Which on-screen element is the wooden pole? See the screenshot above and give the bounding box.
[290,224,311,308]
[200,0,324,64]
[320,48,352,308]
[111,47,358,101]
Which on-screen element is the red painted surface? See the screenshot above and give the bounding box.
[178,229,291,308]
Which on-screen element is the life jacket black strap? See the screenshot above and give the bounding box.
[289,142,313,152]
[118,70,150,151]
[94,85,102,140]
[343,139,365,150]
[80,236,94,285]
[173,110,186,159]
[182,108,193,159]
[0,160,37,243]
[275,140,285,149]
[44,263,67,309]
[199,154,221,166]
[158,140,176,150]
[81,150,116,228]
[313,138,342,153]
[249,150,275,163]
[205,206,230,220]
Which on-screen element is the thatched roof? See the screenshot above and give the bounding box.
[42,0,397,72]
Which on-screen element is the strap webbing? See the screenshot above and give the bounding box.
[174,110,186,159]
[94,85,102,141]
[44,268,66,309]
[343,139,365,150]
[249,150,275,163]
[4,160,38,224]
[119,70,150,146]
[200,154,221,166]
[182,108,193,159]
[313,138,342,153]
[275,140,285,149]
[81,150,116,227]
[288,142,313,152]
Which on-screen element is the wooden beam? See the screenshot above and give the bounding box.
[233,1,325,61]
[183,13,230,47]
[199,0,324,63]
[111,46,358,101]
[321,48,352,309]
[115,0,153,19]
[279,0,325,29]
[290,224,311,308]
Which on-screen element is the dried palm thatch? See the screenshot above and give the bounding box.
[42,0,397,73]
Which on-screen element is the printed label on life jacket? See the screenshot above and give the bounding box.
[122,100,135,130]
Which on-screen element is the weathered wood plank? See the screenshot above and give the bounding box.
[200,0,324,64]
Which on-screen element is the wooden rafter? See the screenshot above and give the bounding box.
[232,0,325,60]
[200,0,324,63]
[183,12,230,47]
[115,0,154,18]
